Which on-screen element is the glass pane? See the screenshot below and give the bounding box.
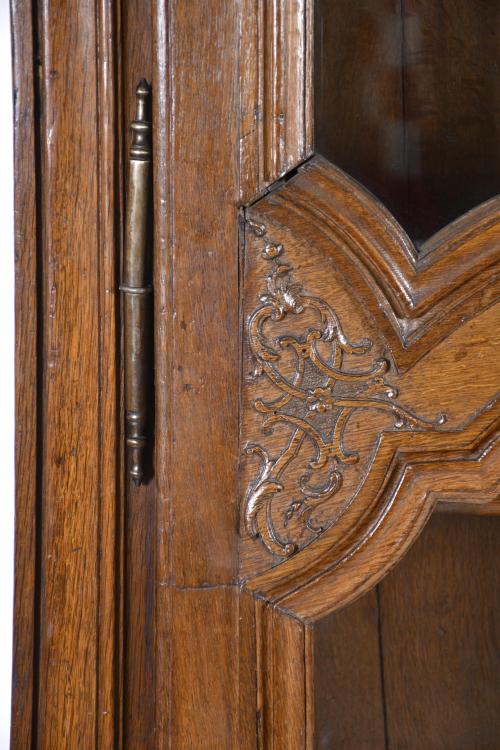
[315,0,500,244]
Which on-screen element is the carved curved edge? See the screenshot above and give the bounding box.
[244,399,500,622]
[252,155,500,372]
[241,155,500,620]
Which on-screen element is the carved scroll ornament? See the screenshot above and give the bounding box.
[244,222,446,558]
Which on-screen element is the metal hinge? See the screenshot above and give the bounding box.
[120,80,152,485]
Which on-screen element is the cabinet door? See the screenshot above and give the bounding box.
[12,1,499,748]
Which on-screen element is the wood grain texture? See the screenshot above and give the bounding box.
[150,1,245,746]
[380,514,500,749]
[241,156,500,619]
[35,0,100,744]
[167,0,240,586]
[13,0,122,745]
[239,0,313,203]
[313,592,386,749]
[11,0,38,745]
[315,0,500,242]
[251,157,500,367]
[171,588,239,748]
[150,0,315,742]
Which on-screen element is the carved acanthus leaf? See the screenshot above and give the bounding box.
[244,223,446,558]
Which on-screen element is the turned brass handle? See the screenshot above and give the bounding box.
[120,80,152,485]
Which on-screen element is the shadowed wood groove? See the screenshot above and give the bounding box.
[11,0,38,745]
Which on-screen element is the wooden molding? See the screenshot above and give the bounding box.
[11,1,37,745]
[261,157,500,370]
[255,597,314,747]
[12,0,122,745]
[257,404,500,620]
[241,156,500,620]
[239,0,313,203]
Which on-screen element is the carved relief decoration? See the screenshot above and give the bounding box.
[244,221,446,558]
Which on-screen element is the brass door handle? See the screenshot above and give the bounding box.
[120,80,152,484]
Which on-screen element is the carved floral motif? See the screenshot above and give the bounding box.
[244,223,446,557]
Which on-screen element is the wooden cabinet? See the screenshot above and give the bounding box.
[12,0,499,747]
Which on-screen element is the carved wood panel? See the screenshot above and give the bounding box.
[12,0,499,745]
[241,156,500,618]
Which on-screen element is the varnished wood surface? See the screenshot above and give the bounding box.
[238,590,259,750]
[148,1,313,743]
[315,0,500,243]
[12,0,123,745]
[255,598,312,749]
[166,0,239,587]
[171,589,239,747]
[242,157,499,621]
[151,0,171,745]
[151,1,243,746]
[35,0,103,744]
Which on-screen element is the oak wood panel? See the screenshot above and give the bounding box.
[437,496,500,516]
[248,383,500,618]
[313,592,386,749]
[35,0,101,744]
[313,515,500,748]
[12,1,500,746]
[380,514,500,749]
[267,612,307,748]
[171,588,239,748]
[11,0,38,745]
[168,0,240,586]
[123,482,156,748]
[151,2,244,745]
[315,0,500,243]
[260,159,500,363]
